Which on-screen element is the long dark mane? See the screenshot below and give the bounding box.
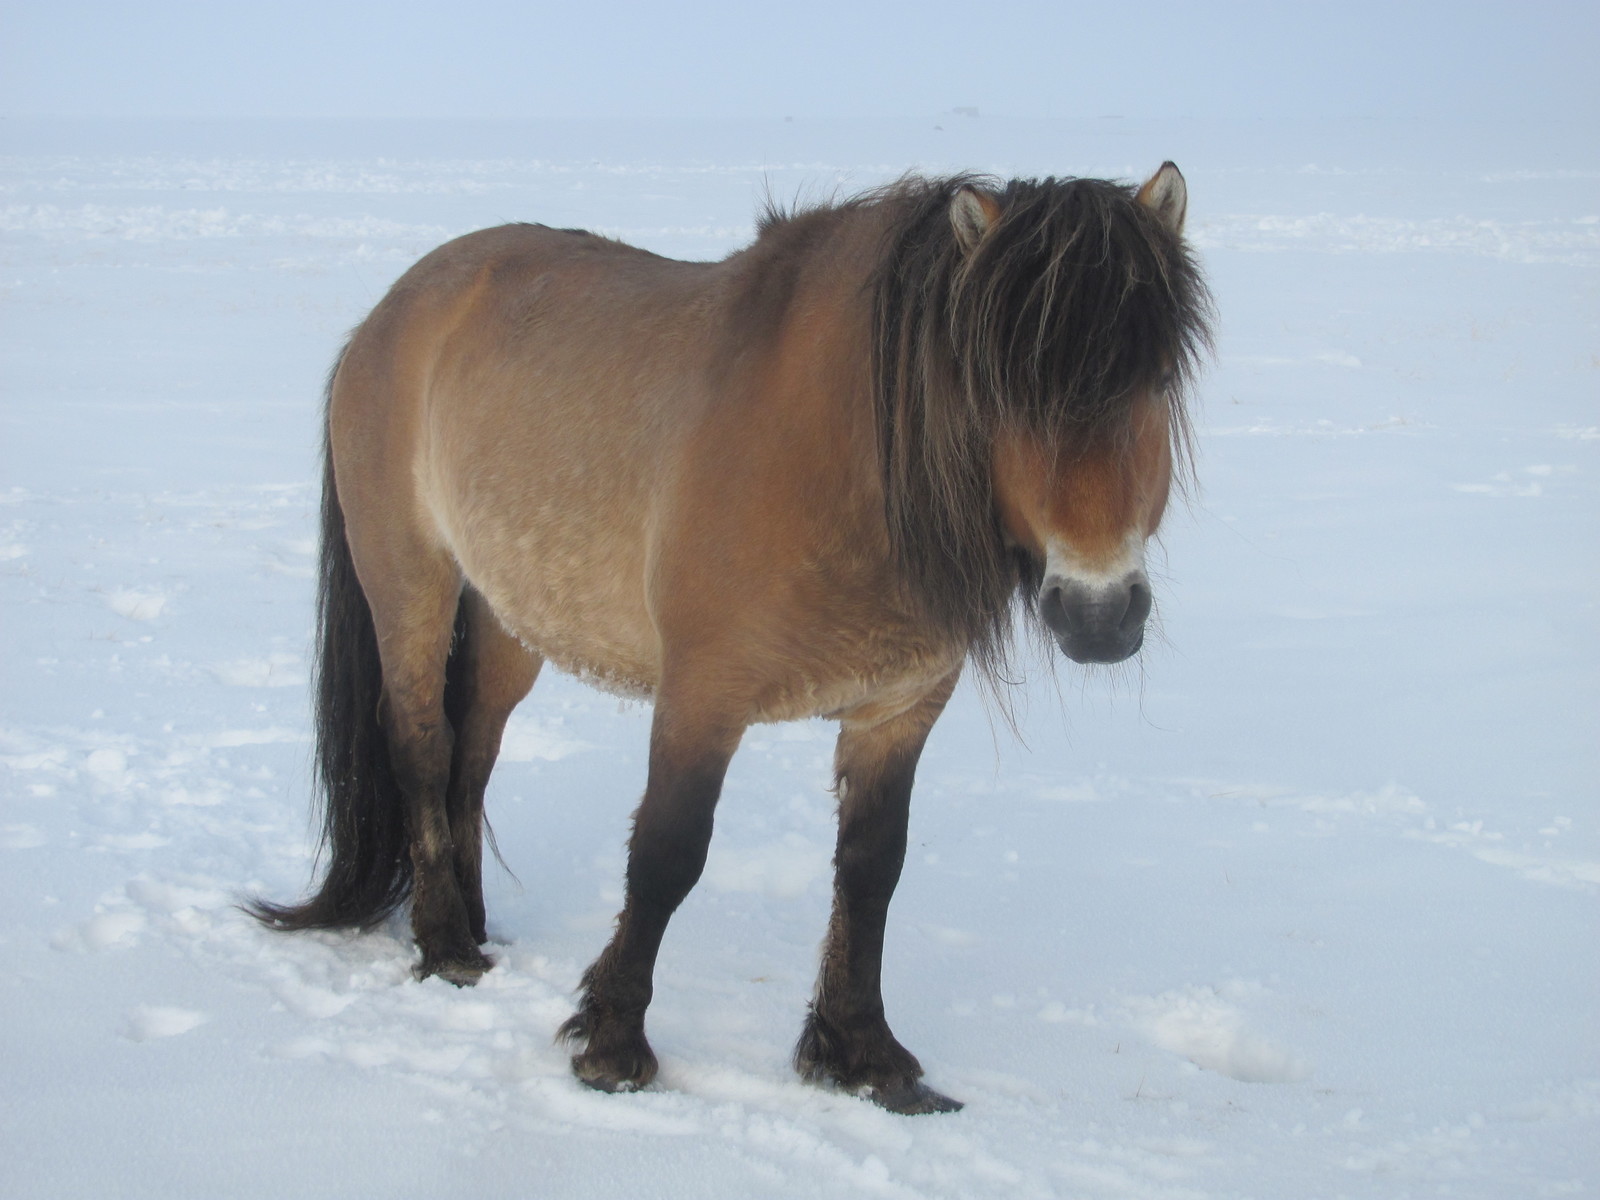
[867,174,1213,681]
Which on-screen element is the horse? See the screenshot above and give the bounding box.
[249,162,1212,1115]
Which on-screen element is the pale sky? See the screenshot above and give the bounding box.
[2,0,1594,123]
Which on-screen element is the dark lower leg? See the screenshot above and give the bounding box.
[384,696,489,985]
[442,594,541,945]
[796,752,924,1089]
[796,687,961,1113]
[442,757,489,946]
[559,720,738,1092]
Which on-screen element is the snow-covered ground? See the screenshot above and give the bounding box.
[2,116,1596,1198]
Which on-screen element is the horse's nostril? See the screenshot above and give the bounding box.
[1122,580,1152,632]
[1039,582,1072,636]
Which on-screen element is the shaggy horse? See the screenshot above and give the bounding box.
[251,163,1212,1114]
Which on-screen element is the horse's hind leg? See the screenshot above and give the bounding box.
[796,671,963,1114]
[353,542,487,984]
[559,685,744,1092]
[444,586,542,945]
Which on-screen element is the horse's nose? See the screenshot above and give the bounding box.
[1038,573,1152,664]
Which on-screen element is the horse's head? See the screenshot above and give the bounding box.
[991,381,1174,663]
[975,164,1194,665]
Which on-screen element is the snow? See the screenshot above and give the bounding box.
[2,115,1596,1198]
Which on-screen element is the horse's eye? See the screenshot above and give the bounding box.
[1158,371,1176,395]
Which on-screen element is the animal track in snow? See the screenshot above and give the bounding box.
[1190,779,1594,892]
[1453,464,1575,498]
[1407,824,1600,891]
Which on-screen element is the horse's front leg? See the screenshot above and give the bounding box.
[558,700,742,1092]
[796,672,963,1114]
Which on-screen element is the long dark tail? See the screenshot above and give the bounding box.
[247,365,416,932]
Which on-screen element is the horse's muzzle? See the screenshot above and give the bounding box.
[1038,572,1152,664]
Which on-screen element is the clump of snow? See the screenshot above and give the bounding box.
[124,1005,208,1042]
[106,588,166,621]
[1125,984,1312,1084]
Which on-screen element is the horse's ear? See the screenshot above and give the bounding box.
[950,186,1001,253]
[1136,162,1187,235]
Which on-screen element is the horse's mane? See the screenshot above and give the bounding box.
[851,173,1213,682]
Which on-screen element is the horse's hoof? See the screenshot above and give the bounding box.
[574,1070,642,1095]
[859,1080,965,1115]
[416,947,494,987]
[569,1045,657,1094]
[557,995,659,1093]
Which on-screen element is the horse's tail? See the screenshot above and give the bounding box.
[247,358,415,932]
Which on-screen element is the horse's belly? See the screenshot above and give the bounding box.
[440,501,661,696]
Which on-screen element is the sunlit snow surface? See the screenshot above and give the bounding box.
[2,117,1596,1198]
